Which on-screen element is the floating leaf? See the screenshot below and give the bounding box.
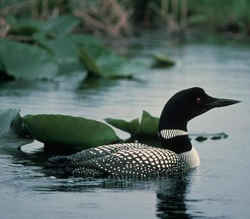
[23,114,121,150]
[140,111,159,137]
[0,39,58,80]
[79,47,133,79]
[7,18,44,36]
[106,111,159,137]
[70,34,104,49]
[0,60,14,81]
[34,34,110,75]
[34,34,83,74]
[43,16,80,36]
[0,109,20,136]
[97,53,133,79]
[7,15,80,37]
[152,54,175,68]
[105,118,140,136]
[0,109,33,150]
[36,36,78,64]
[78,47,101,78]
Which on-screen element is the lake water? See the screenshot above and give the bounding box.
[0,32,250,219]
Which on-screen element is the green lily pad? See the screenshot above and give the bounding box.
[78,47,133,79]
[34,34,83,74]
[34,33,126,76]
[7,18,44,36]
[0,39,58,80]
[106,111,159,137]
[105,118,140,137]
[0,60,14,81]
[0,109,20,136]
[43,15,80,36]
[23,114,121,150]
[152,54,175,68]
[78,47,101,78]
[70,34,104,49]
[140,111,159,137]
[7,15,80,37]
[0,109,33,150]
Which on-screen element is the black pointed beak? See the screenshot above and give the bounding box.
[206,96,241,109]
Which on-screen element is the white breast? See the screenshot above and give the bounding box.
[178,147,200,169]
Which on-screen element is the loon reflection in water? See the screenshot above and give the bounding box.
[156,176,193,219]
[49,87,240,178]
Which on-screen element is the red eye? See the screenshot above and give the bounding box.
[196,97,201,104]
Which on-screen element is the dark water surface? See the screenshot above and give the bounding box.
[0,33,250,219]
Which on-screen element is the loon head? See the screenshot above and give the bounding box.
[159,87,240,153]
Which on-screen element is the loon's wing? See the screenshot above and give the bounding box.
[48,143,148,177]
[70,143,148,166]
[72,147,181,178]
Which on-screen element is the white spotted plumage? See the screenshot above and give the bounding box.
[65,142,196,178]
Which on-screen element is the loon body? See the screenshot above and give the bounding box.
[49,87,239,178]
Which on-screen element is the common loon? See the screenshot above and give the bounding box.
[49,87,239,178]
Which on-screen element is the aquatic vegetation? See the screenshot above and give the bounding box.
[22,114,121,151]
[0,39,58,80]
[105,117,141,137]
[7,15,80,37]
[188,0,250,34]
[78,47,133,79]
[0,15,137,81]
[0,109,20,137]
[0,16,81,80]
[0,109,32,149]
[106,110,159,138]
[1,0,250,37]
[0,109,122,152]
[151,54,175,68]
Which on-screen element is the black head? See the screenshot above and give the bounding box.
[159,87,240,153]
[159,87,240,129]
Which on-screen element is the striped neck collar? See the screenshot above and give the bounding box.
[159,129,191,154]
[159,129,188,140]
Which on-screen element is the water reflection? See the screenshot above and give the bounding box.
[32,173,196,219]
[78,77,119,90]
[156,176,192,219]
